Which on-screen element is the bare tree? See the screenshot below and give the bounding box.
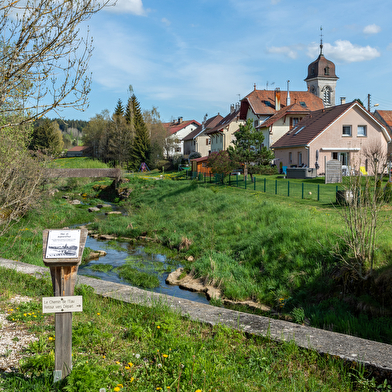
[0,0,109,128]
[335,143,389,281]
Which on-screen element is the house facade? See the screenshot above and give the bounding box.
[239,87,324,148]
[183,114,223,157]
[206,108,244,152]
[162,117,200,157]
[271,101,391,175]
[66,146,89,157]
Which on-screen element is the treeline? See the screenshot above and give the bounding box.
[83,94,167,170]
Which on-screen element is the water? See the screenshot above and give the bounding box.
[78,235,210,305]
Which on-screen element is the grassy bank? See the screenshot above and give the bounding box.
[1,171,392,343]
[0,268,387,391]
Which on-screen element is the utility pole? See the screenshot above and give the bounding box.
[368,94,371,111]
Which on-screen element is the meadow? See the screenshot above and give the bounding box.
[0,268,387,391]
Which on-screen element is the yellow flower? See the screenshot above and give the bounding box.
[97,312,100,316]
[128,362,133,367]
[124,366,130,370]
[117,384,123,388]
[114,388,120,392]
[102,355,106,359]
[163,354,168,358]
[195,390,202,392]
[131,377,134,382]
[157,325,160,329]
[116,361,120,364]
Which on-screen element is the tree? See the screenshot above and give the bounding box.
[228,118,275,179]
[334,143,389,281]
[143,107,166,168]
[206,151,236,182]
[114,99,124,117]
[30,119,64,157]
[0,0,109,128]
[83,110,110,160]
[129,94,150,169]
[0,123,46,235]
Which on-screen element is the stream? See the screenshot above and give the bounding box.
[78,234,210,305]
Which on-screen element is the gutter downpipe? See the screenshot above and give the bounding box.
[305,146,310,167]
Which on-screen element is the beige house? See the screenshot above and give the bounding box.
[271,101,391,175]
[183,114,223,157]
[206,108,244,152]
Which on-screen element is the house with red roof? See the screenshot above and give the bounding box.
[183,114,223,157]
[239,87,324,148]
[162,117,200,158]
[206,107,244,153]
[373,110,392,139]
[271,101,391,175]
[66,146,89,157]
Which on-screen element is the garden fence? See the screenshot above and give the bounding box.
[185,171,341,204]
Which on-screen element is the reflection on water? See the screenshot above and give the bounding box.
[78,235,210,305]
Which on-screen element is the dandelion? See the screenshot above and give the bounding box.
[116,361,120,364]
[157,363,162,368]
[114,388,120,392]
[131,377,134,382]
[157,325,160,329]
[195,390,202,392]
[102,355,106,359]
[48,337,54,341]
[128,362,133,367]
[97,312,100,316]
[163,354,168,358]
[135,353,140,359]
[116,384,123,388]
[124,366,130,370]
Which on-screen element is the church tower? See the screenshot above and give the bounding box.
[305,29,338,107]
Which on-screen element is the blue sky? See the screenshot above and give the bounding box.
[56,0,392,123]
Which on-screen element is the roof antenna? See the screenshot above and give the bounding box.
[320,26,323,55]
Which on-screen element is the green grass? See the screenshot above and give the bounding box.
[0,268,388,391]
[50,157,111,169]
[2,174,392,343]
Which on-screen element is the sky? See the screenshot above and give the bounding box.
[54,0,392,123]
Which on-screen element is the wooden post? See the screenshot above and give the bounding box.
[43,228,88,383]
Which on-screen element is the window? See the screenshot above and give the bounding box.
[290,117,299,129]
[298,152,302,166]
[323,86,332,105]
[254,120,259,127]
[342,125,351,136]
[324,66,330,76]
[358,125,367,137]
[175,147,181,153]
[332,152,338,160]
[289,152,292,163]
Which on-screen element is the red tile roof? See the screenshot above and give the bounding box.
[240,89,324,119]
[374,110,392,137]
[162,120,200,136]
[67,146,88,152]
[183,114,223,141]
[271,102,355,148]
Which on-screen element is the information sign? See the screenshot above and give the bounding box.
[42,296,83,313]
[45,230,81,259]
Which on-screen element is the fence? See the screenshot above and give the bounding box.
[185,171,340,204]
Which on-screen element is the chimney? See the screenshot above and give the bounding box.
[275,88,281,111]
[178,116,183,124]
[230,104,235,114]
[286,80,291,106]
[340,97,346,105]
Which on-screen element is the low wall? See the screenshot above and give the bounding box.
[46,168,121,180]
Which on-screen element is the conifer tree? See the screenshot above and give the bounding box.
[130,94,150,169]
[114,99,124,116]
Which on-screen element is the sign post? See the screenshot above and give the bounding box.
[42,228,88,383]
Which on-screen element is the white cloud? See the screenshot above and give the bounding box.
[105,0,147,15]
[266,46,298,59]
[307,40,380,63]
[363,24,381,35]
[161,18,171,27]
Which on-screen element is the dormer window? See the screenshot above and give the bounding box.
[324,66,330,75]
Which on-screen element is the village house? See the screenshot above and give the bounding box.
[66,146,89,157]
[183,114,223,157]
[162,117,200,158]
[206,106,244,152]
[271,101,391,175]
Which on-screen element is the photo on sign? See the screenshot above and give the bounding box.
[46,230,81,258]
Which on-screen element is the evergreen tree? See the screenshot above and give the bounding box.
[114,99,124,116]
[228,118,275,179]
[30,119,64,156]
[130,94,150,169]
